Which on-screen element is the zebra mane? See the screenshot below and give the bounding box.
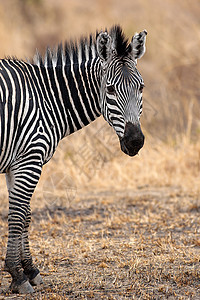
[32,34,97,68]
[109,25,129,57]
[32,25,130,68]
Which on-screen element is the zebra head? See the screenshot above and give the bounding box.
[97,26,147,157]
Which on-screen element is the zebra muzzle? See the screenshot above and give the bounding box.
[120,122,145,157]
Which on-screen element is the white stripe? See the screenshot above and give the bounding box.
[69,52,92,123]
[77,45,96,119]
[52,67,70,135]
[0,62,17,169]
[61,64,83,130]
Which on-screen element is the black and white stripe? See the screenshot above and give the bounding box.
[102,56,144,137]
[0,25,147,293]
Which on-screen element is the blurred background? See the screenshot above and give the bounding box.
[0,0,199,196]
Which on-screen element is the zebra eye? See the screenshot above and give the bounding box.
[107,85,115,95]
[139,84,145,93]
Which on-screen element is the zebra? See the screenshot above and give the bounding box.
[0,25,147,293]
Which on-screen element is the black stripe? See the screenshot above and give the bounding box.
[65,62,90,126]
[0,61,13,168]
[73,63,95,121]
[87,58,101,113]
[33,65,65,138]
[55,66,81,131]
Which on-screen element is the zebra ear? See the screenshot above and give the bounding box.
[129,30,147,60]
[96,31,113,62]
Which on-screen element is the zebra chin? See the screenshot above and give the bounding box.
[119,122,145,157]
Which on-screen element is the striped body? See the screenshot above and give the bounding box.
[0,52,101,173]
[0,26,147,293]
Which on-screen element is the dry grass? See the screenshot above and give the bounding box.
[0,0,200,298]
[0,186,199,299]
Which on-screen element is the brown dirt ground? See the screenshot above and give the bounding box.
[0,187,199,299]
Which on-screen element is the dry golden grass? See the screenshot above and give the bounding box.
[0,185,199,299]
[0,0,200,298]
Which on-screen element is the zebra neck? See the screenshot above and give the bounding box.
[49,56,102,138]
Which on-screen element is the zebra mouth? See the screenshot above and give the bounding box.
[120,122,145,157]
[120,139,142,156]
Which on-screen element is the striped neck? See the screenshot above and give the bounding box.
[33,38,102,138]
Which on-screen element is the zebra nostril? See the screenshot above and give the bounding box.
[120,122,145,156]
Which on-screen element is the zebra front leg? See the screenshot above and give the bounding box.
[5,161,42,293]
[5,209,34,293]
[21,205,43,286]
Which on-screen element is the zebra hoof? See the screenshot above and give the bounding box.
[10,279,34,294]
[29,273,43,286]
